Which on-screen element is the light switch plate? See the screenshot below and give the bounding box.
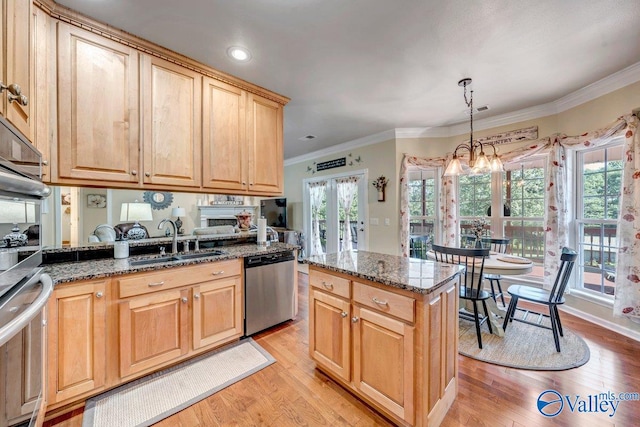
[384,218,390,226]
[370,218,379,226]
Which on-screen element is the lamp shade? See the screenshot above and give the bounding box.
[443,157,465,176]
[171,207,186,217]
[0,200,36,223]
[120,202,153,222]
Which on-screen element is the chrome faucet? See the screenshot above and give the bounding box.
[158,219,178,254]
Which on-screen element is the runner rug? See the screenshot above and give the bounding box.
[82,338,275,427]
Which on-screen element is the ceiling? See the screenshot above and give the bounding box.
[56,0,640,160]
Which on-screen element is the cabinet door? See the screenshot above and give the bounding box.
[3,0,34,139]
[2,310,43,425]
[57,23,140,183]
[309,288,351,382]
[119,288,189,378]
[353,305,414,424]
[202,77,246,191]
[47,280,107,404]
[142,55,201,187]
[246,93,283,194]
[192,276,243,350]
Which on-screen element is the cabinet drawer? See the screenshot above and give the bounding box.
[353,281,415,323]
[309,270,350,299]
[118,259,242,298]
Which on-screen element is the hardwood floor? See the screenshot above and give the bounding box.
[46,272,640,427]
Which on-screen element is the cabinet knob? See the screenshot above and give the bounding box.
[341,311,347,318]
[211,270,225,276]
[42,160,48,166]
[145,172,150,177]
[242,182,246,186]
[95,292,103,298]
[131,170,138,175]
[6,84,28,106]
[148,281,165,287]
[181,297,188,303]
[194,293,200,299]
[351,316,359,323]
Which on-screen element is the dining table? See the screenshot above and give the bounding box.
[427,250,534,336]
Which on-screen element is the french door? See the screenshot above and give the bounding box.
[303,170,368,256]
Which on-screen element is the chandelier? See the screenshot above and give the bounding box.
[443,78,504,176]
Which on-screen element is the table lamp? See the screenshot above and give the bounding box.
[0,200,36,247]
[171,206,186,235]
[120,202,153,239]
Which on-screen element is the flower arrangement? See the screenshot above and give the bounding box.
[372,176,388,190]
[470,217,489,240]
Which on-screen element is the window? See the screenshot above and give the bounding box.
[459,173,491,239]
[576,144,623,296]
[408,169,438,258]
[503,159,546,278]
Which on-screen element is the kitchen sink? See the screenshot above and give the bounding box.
[129,250,226,266]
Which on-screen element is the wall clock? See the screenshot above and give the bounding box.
[143,191,173,210]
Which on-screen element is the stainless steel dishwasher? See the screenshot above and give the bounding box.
[244,250,296,336]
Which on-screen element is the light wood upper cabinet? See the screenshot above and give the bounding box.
[202,77,246,191]
[1,0,34,140]
[46,279,107,405]
[247,93,283,194]
[142,55,201,188]
[56,22,140,183]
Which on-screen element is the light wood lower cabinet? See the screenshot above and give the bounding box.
[119,288,190,378]
[309,287,351,382]
[192,277,243,350]
[46,279,107,405]
[45,260,243,411]
[309,267,458,427]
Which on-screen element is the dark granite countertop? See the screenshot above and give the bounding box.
[44,242,297,285]
[305,250,464,294]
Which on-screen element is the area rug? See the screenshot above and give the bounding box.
[82,338,275,427]
[458,315,590,371]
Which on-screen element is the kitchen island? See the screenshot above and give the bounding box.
[305,251,464,427]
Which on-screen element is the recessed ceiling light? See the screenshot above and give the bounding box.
[227,46,251,62]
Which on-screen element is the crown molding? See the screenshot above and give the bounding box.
[285,61,640,164]
[284,129,396,166]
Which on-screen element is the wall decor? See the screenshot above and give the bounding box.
[87,194,107,208]
[210,194,244,205]
[372,175,389,202]
[61,192,71,205]
[142,191,174,210]
[477,125,538,146]
[307,153,364,174]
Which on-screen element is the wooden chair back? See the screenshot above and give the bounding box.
[431,244,489,295]
[481,237,510,253]
[548,247,578,303]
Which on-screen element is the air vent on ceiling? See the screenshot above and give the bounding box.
[476,105,490,112]
[299,135,317,141]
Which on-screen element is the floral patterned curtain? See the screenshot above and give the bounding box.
[336,176,360,251]
[612,116,640,319]
[308,180,326,256]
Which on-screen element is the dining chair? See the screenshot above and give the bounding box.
[432,244,492,349]
[481,237,510,306]
[502,247,577,352]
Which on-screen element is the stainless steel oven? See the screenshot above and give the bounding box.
[0,115,51,427]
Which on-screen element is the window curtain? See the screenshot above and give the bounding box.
[308,180,326,256]
[336,176,359,251]
[612,116,640,319]
[400,154,451,256]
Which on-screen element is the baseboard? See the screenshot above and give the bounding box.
[560,305,640,342]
